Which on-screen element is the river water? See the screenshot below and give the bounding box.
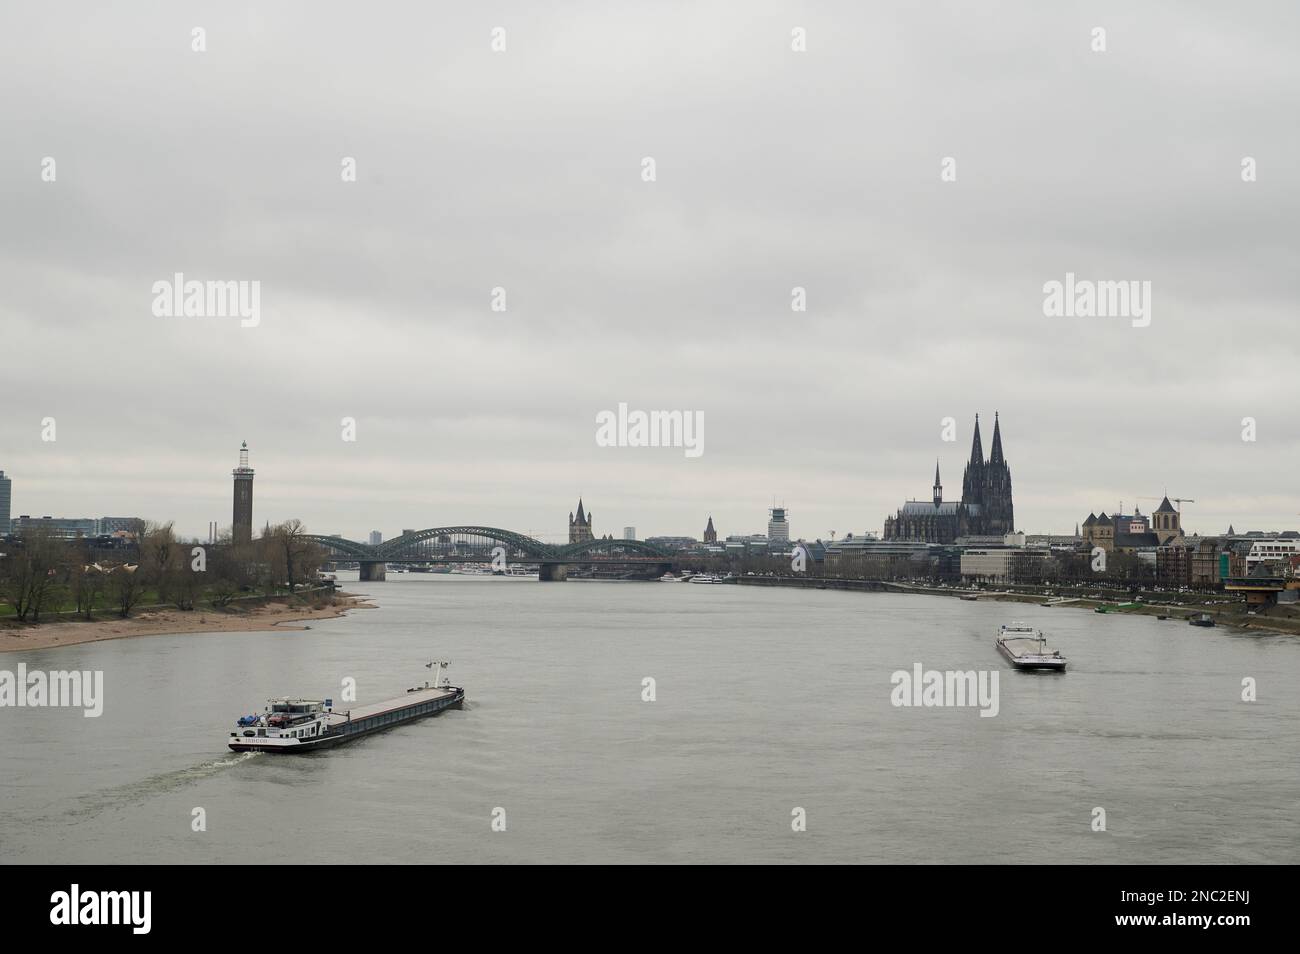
[1,575,1296,864]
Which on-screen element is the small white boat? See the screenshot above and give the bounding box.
[995,623,1067,671]
[689,574,722,584]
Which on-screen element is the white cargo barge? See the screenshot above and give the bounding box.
[228,662,464,753]
[995,624,1067,671]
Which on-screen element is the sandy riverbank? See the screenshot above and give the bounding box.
[0,592,375,654]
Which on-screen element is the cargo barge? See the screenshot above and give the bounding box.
[228,661,464,753]
[995,624,1067,671]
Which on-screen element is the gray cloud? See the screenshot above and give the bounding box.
[1,1,1296,542]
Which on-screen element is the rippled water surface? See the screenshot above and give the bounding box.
[2,575,1296,863]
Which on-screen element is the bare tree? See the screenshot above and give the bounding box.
[107,561,146,618]
[207,532,249,608]
[69,560,107,619]
[0,528,65,622]
[174,552,202,610]
[138,521,178,604]
[267,519,322,593]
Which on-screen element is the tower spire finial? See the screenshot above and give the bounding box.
[990,412,1005,466]
[969,414,984,466]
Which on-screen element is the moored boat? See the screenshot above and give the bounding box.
[1188,613,1216,628]
[995,624,1067,671]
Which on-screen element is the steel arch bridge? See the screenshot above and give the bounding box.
[554,538,672,560]
[381,526,559,561]
[305,527,673,580]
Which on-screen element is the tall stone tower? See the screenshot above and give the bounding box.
[703,515,717,544]
[568,499,593,543]
[961,414,986,513]
[1152,496,1182,544]
[232,441,254,545]
[959,413,1014,535]
[980,413,1014,534]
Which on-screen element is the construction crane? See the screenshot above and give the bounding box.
[1135,494,1196,513]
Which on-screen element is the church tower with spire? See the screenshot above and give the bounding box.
[568,499,593,543]
[932,461,943,506]
[978,412,1015,534]
[703,515,717,544]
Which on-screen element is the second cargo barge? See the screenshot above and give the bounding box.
[995,624,1068,671]
[228,661,464,753]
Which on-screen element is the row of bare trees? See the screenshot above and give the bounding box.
[0,519,325,623]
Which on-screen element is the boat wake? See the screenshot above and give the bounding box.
[53,750,264,823]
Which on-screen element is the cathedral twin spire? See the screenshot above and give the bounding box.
[960,412,1013,534]
[969,413,984,468]
[989,411,1005,467]
[884,413,1014,542]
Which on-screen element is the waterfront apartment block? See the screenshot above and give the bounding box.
[960,543,1052,584]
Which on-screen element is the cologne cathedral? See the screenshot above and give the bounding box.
[882,414,1015,544]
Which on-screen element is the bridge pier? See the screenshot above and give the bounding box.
[359,561,387,581]
[538,564,568,582]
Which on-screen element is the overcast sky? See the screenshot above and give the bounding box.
[2,1,1297,544]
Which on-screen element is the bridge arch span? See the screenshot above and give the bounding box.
[556,538,673,560]
[379,527,558,561]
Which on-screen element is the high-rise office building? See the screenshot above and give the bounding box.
[369,530,383,546]
[767,507,790,542]
[232,441,255,545]
[623,526,636,540]
[0,470,11,535]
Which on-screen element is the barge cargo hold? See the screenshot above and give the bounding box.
[228,661,464,753]
[995,624,1068,672]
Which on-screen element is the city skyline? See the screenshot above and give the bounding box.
[0,426,1295,546]
[2,5,1296,542]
